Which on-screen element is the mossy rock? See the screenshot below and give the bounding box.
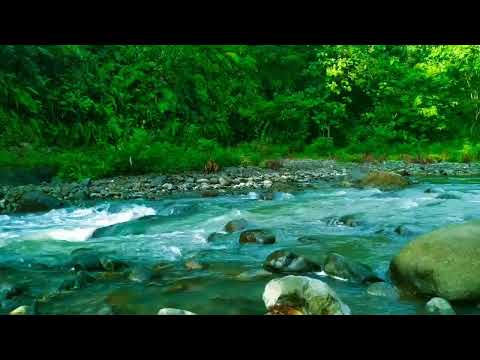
[390,220,480,301]
[359,171,409,190]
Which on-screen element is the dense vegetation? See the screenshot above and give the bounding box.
[2,45,480,180]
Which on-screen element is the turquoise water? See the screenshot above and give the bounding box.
[1,177,480,315]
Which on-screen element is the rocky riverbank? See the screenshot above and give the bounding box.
[1,159,480,214]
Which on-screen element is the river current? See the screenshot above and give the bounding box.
[1,176,480,315]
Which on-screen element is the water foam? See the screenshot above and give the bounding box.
[12,204,157,242]
[314,271,348,282]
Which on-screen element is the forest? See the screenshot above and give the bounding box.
[2,45,480,180]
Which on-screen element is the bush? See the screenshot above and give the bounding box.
[305,137,334,156]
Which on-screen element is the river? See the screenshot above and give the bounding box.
[1,176,480,315]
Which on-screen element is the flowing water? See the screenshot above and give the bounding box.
[2,176,480,315]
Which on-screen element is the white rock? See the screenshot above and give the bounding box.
[197,178,209,184]
[9,305,31,315]
[263,180,273,188]
[157,308,196,315]
[219,177,231,186]
[425,297,456,315]
[263,275,351,315]
[162,183,173,190]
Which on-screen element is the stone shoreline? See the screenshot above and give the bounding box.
[2,159,480,214]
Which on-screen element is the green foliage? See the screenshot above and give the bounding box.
[305,137,335,156]
[3,45,480,180]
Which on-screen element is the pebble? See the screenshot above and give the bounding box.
[162,183,174,190]
[3,160,480,212]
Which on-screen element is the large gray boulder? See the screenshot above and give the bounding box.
[390,220,480,301]
[262,275,351,315]
[14,191,63,213]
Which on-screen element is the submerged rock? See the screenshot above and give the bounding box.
[263,275,351,315]
[0,284,26,300]
[99,257,129,272]
[128,265,157,284]
[91,215,168,238]
[91,204,198,238]
[184,260,208,271]
[324,214,361,227]
[59,271,96,291]
[259,192,274,201]
[157,308,196,315]
[424,187,445,194]
[425,297,456,315]
[436,192,462,200]
[366,282,400,300]
[236,269,274,281]
[206,232,234,242]
[239,229,276,244]
[70,248,104,271]
[323,253,383,284]
[264,250,321,274]
[224,218,249,233]
[394,225,414,236]
[390,220,480,301]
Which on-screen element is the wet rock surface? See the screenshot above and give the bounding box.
[239,229,276,244]
[224,218,250,233]
[264,250,321,274]
[263,275,351,315]
[323,253,383,284]
[390,220,480,301]
[425,297,456,315]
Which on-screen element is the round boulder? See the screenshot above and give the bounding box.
[390,220,480,301]
[263,275,351,315]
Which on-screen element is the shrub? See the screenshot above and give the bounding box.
[305,137,334,156]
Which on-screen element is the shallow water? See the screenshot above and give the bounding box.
[2,177,480,315]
